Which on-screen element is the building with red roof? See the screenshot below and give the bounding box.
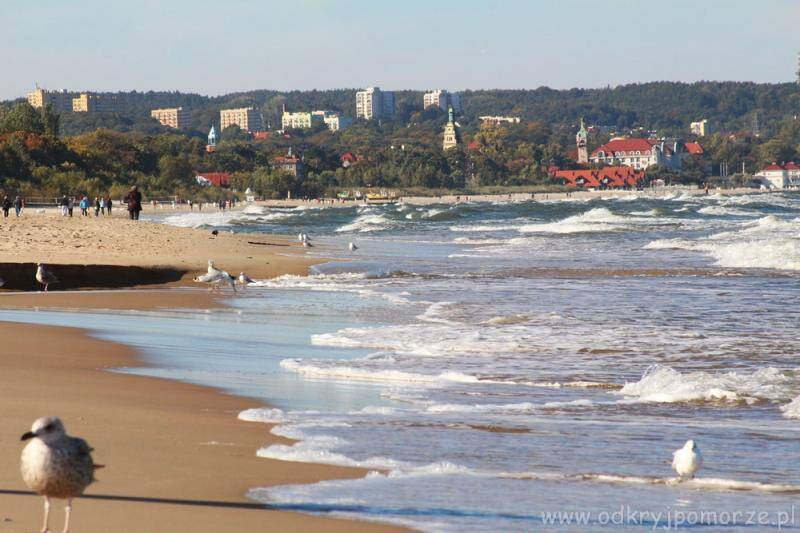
[195,172,230,188]
[589,138,697,170]
[555,166,646,189]
[273,149,304,177]
[340,151,362,167]
[755,162,800,189]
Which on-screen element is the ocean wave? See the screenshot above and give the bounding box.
[617,365,796,404]
[697,205,754,217]
[517,208,678,234]
[280,359,485,385]
[645,215,800,270]
[335,213,394,233]
[781,395,800,419]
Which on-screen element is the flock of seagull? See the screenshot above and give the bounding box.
[193,233,359,292]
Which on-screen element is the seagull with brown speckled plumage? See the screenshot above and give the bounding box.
[20,417,103,533]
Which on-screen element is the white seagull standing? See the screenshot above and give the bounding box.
[238,272,254,287]
[20,416,103,533]
[672,439,702,480]
[297,233,304,242]
[36,263,59,292]
[348,242,358,253]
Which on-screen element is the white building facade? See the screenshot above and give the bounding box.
[356,87,395,120]
[424,90,461,112]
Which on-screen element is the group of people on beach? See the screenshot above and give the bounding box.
[58,195,114,218]
[1,196,25,218]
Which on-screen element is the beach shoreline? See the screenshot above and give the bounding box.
[0,295,405,532]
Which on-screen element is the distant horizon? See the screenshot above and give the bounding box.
[3,0,798,101]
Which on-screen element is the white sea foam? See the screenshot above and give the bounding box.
[161,210,242,228]
[617,365,795,404]
[780,395,800,419]
[517,208,677,234]
[698,205,753,217]
[238,407,287,424]
[280,359,483,385]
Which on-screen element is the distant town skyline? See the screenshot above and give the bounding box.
[2,0,799,101]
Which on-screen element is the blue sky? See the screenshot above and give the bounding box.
[1,0,798,99]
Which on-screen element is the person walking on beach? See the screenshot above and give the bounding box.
[93,197,100,217]
[124,186,142,220]
[99,197,106,215]
[105,196,112,216]
[14,196,23,217]
[79,196,89,216]
[67,196,74,217]
[1,196,10,218]
[59,195,69,216]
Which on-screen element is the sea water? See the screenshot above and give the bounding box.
[8,191,800,531]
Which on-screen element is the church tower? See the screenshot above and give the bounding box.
[442,107,460,150]
[576,118,588,164]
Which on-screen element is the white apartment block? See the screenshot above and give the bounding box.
[356,87,395,120]
[424,90,461,112]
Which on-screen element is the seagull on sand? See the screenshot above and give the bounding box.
[672,439,702,481]
[36,263,59,292]
[297,233,304,242]
[348,242,358,253]
[237,272,254,286]
[21,416,102,533]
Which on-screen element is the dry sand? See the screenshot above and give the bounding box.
[0,213,319,290]
[0,318,404,532]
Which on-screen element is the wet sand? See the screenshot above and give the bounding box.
[0,311,404,532]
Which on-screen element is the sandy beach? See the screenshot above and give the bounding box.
[0,213,318,290]
[0,213,404,531]
[0,302,404,532]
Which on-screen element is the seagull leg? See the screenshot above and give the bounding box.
[41,495,50,533]
[61,498,72,533]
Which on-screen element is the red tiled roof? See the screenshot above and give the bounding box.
[554,166,645,188]
[274,156,300,164]
[763,163,785,171]
[591,138,656,157]
[195,172,230,187]
[252,131,270,140]
[784,162,800,170]
[685,141,704,155]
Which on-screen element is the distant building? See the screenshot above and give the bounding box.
[556,166,646,189]
[273,149,303,177]
[151,107,190,129]
[479,115,521,126]
[576,118,588,164]
[282,111,323,130]
[424,90,461,112]
[27,88,76,112]
[341,152,361,167]
[756,162,800,189]
[356,87,395,120]
[442,107,460,150]
[322,114,352,132]
[72,93,119,113]
[195,172,230,187]
[589,138,695,170]
[206,126,217,153]
[220,107,263,133]
[690,119,712,137]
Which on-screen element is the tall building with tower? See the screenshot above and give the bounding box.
[576,118,588,163]
[442,107,460,150]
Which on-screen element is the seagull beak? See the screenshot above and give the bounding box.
[21,431,35,441]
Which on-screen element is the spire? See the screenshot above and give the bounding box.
[448,106,454,124]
